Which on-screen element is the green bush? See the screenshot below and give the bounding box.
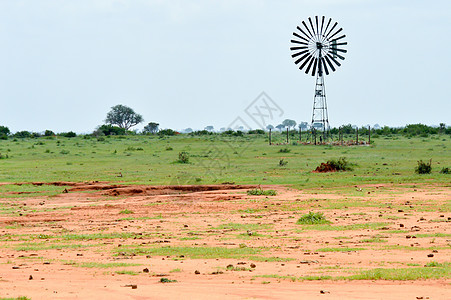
[0,125,10,136]
[178,151,190,164]
[439,167,450,174]
[296,212,331,225]
[415,159,432,174]
[279,159,288,166]
[60,131,77,138]
[247,189,277,196]
[97,125,126,136]
[14,131,32,138]
[44,130,55,136]
[278,148,291,153]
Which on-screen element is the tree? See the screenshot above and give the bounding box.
[266,124,274,131]
[143,122,159,134]
[282,119,297,129]
[0,126,10,136]
[204,126,214,132]
[105,104,143,130]
[275,124,285,132]
[298,122,309,130]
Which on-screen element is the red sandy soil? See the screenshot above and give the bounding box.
[0,183,449,299]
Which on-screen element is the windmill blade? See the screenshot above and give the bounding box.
[325,22,338,39]
[299,55,313,70]
[308,17,316,36]
[324,55,336,72]
[334,34,346,41]
[302,21,313,38]
[315,16,319,36]
[328,27,343,40]
[321,57,330,75]
[290,47,308,52]
[295,53,311,66]
[334,52,346,60]
[334,48,347,53]
[311,58,318,76]
[293,32,309,42]
[334,42,347,46]
[323,18,332,37]
[320,16,325,35]
[291,40,308,46]
[291,49,309,58]
[326,53,341,67]
[305,56,315,74]
[296,26,312,41]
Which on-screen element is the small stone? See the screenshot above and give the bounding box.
[320,290,330,294]
[12,266,19,269]
[76,253,83,256]
[143,268,149,273]
[184,225,188,228]
[406,235,411,239]
[250,263,256,268]
[194,270,200,274]
[399,224,404,228]
[131,285,137,289]
[29,275,33,280]
[146,255,151,258]
[432,250,438,253]
[427,254,434,258]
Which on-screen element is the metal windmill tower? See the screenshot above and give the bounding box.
[290,16,347,140]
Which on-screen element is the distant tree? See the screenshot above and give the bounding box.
[373,124,381,130]
[282,119,297,129]
[13,131,32,138]
[219,127,226,132]
[143,122,159,134]
[205,126,214,132]
[266,125,274,131]
[105,104,143,130]
[0,126,10,136]
[439,123,446,133]
[183,128,193,133]
[298,122,309,130]
[275,124,285,132]
[158,129,177,136]
[44,130,55,136]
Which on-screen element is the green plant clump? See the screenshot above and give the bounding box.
[160,277,177,283]
[177,151,190,163]
[296,212,331,225]
[415,159,432,174]
[439,167,450,174]
[247,189,277,196]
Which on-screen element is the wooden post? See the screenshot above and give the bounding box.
[286,128,289,144]
[269,128,272,145]
[368,126,371,144]
[299,128,302,142]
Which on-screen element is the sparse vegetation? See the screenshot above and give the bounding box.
[247,189,277,196]
[296,212,331,225]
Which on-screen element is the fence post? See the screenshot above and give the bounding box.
[299,128,302,142]
[269,128,272,145]
[286,128,289,144]
[368,126,371,144]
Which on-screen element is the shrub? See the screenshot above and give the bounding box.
[439,167,449,174]
[0,125,10,136]
[14,131,31,138]
[178,151,190,164]
[296,212,331,225]
[279,159,288,167]
[60,131,77,138]
[44,130,55,136]
[278,148,291,153]
[160,277,177,283]
[315,157,353,172]
[97,125,126,136]
[159,129,178,136]
[415,159,432,174]
[247,189,277,196]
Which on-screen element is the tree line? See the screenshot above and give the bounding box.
[0,104,449,139]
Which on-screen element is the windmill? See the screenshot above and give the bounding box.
[290,16,347,141]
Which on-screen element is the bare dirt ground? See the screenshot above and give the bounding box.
[0,183,449,299]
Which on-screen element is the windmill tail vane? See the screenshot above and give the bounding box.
[290,16,347,140]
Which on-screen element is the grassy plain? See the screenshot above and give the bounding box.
[0,134,449,187]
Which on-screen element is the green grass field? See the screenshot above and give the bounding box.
[0,134,449,188]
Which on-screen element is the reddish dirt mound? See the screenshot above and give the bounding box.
[314,162,338,172]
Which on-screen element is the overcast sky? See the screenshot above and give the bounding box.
[0,0,450,133]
